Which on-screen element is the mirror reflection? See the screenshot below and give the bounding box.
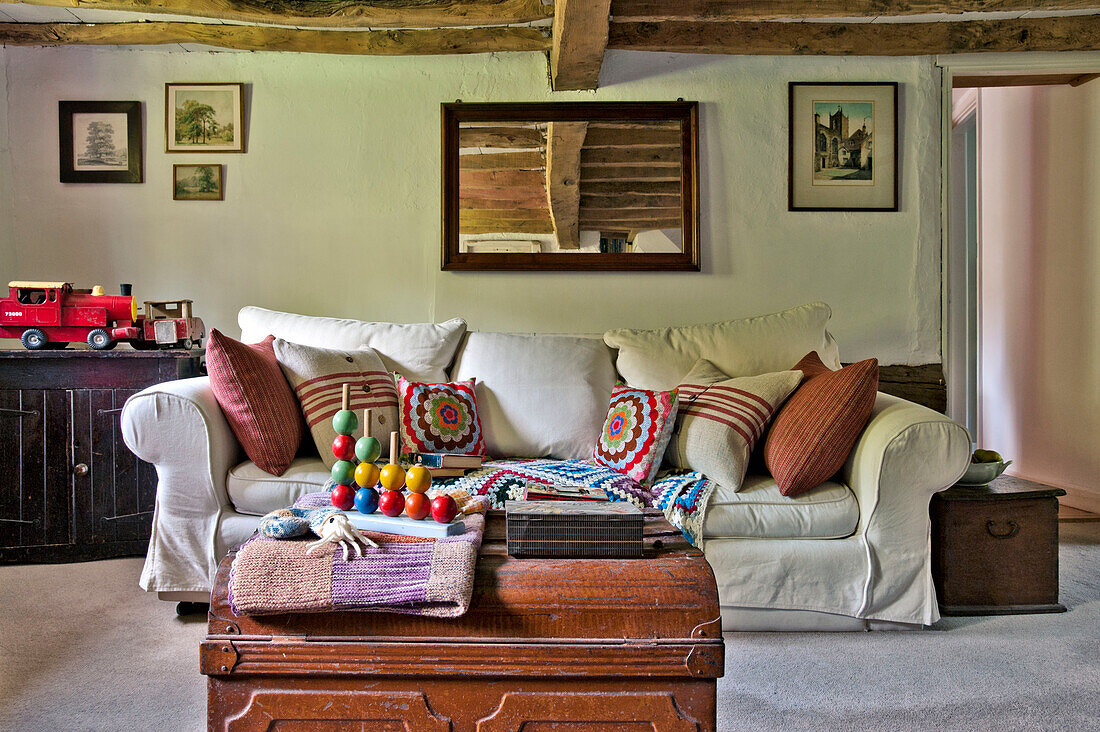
[458,119,684,254]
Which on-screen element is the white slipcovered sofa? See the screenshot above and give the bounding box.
[121,303,970,631]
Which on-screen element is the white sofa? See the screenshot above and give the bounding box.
[121,305,971,631]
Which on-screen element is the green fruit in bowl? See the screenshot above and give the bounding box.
[972,449,1003,464]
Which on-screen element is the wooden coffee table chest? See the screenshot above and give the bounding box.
[931,475,1067,615]
[201,510,724,730]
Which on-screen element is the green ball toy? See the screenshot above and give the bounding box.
[331,460,355,486]
[355,435,382,463]
[332,410,357,436]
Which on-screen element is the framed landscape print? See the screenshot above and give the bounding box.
[166,83,244,153]
[173,164,224,200]
[59,101,143,183]
[788,82,898,211]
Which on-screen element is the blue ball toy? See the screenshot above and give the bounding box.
[354,487,380,515]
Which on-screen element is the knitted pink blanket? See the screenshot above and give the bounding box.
[228,492,486,617]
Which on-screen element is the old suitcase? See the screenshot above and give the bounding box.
[931,475,1067,615]
[202,509,724,731]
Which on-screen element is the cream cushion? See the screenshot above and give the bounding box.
[227,457,330,516]
[238,306,467,382]
[603,302,841,391]
[449,332,616,459]
[703,473,859,539]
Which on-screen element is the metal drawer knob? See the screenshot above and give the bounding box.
[986,520,1019,539]
[73,463,89,477]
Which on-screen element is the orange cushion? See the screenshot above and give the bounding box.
[764,352,878,497]
[206,329,305,476]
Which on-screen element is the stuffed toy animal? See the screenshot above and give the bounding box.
[258,506,379,561]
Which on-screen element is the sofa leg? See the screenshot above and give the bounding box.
[176,601,209,617]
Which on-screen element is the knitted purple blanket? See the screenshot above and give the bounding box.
[228,491,486,617]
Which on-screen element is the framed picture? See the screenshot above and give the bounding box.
[788,82,898,211]
[173,164,224,201]
[59,101,143,183]
[165,83,244,153]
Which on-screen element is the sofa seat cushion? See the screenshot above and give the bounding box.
[702,472,858,540]
[228,457,330,516]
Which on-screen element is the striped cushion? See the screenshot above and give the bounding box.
[764,353,879,497]
[273,339,399,469]
[667,361,802,492]
[206,329,304,476]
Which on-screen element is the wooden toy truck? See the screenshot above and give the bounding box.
[0,281,204,350]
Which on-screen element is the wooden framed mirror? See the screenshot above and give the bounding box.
[441,101,699,272]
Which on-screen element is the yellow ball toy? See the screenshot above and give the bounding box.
[354,462,380,489]
[406,465,432,494]
[379,463,406,492]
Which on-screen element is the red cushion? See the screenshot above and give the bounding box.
[206,329,304,476]
[764,352,878,496]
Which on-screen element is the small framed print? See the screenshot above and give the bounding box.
[59,101,143,183]
[788,82,898,211]
[166,83,244,153]
[173,164,224,200]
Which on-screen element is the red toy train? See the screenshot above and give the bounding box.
[0,281,204,350]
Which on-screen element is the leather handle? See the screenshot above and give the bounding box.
[986,520,1019,539]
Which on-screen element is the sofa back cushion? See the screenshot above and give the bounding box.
[239,306,467,382]
[449,332,617,459]
[603,302,841,391]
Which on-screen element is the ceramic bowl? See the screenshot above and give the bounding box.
[958,460,1012,486]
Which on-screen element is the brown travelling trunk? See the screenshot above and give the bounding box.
[202,509,724,730]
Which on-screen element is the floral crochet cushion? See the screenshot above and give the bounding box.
[592,385,679,485]
[396,376,486,456]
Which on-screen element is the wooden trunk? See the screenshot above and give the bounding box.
[203,510,724,731]
[931,476,1066,615]
[0,349,203,563]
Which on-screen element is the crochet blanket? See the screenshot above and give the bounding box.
[228,492,486,617]
[441,459,715,546]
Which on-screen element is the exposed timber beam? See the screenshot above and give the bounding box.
[582,126,681,147]
[607,15,1100,55]
[583,181,681,195]
[460,186,549,205]
[0,21,550,55]
[581,193,682,209]
[544,121,587,249]
[460,210,554,234]
[581,165,682,182]
[610,0,1096,22]
[0,0,551,28]
[459,169,545,188]
[458,127,545,148]
[952,72,1100,88]
[459,151,545,170]
[581,147,681,166]
[550,0,613,91]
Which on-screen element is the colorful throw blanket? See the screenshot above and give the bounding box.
[441,459,715,546]
[228,492,486,617]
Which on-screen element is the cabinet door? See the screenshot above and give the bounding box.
[0,389,71,551]
[70,389,155,545]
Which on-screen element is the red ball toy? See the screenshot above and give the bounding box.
[379,489,405,517]
[430,495,459,524]
[404,492,430,521]
[332,434,356,462]
[330,483,355,511]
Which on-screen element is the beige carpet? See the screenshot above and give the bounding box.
[1,522,1097,731]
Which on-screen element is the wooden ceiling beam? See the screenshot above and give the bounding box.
[460,210,554,234]
[544,121,588,249]
[584,180,682,195]
[459,127,545,148]
[581,165,682,182]
[610,0,1096,22]
[581,147,681,165]
[459,151,545,170]
[607,15,1100,55]
[952,72,1100,88]
[550,0,613,91]
[582,126,682,147]
[581,193,682,209]
[0,21,550,54]
[459,169,546,188]
[0,0,551,28]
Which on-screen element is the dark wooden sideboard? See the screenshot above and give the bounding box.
[0,349,203,563]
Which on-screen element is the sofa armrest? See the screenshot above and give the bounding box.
[121,376,243,594]
[839,392,971,623]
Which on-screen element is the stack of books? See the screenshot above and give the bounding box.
[522,481,609,502]
[506,497,644,559]
[409,452,484,478]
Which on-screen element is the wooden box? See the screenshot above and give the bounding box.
[0,349,203,563]
[202,510,724,731]
[931,475,1066,615]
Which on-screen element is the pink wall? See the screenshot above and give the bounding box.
[978,83,1100,512]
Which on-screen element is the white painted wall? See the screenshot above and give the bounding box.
[0,46,941,363]
[978,83,1100,512]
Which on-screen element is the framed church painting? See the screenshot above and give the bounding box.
[788,82,898,211]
